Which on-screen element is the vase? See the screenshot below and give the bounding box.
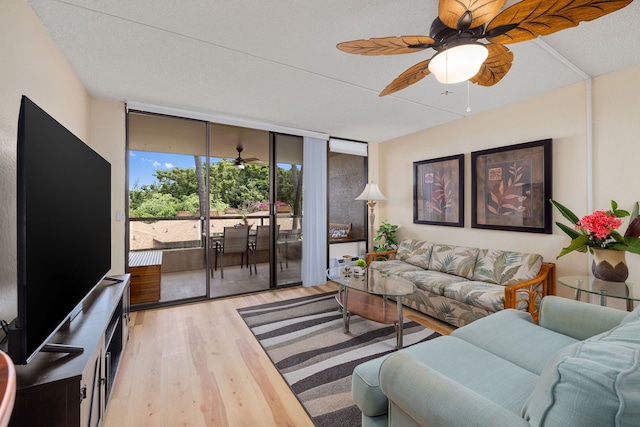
[591,248,629,282]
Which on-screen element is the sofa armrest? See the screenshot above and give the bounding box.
[538,295,628,340]
[379,352,530,427]
[365,249,397,266]
[504,262,555,323]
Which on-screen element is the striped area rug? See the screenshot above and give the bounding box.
[237,291,441,427]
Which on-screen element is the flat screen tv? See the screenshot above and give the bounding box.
[8,96,111,365]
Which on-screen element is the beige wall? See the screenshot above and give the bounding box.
[374,64,640,302]
[0,0,126,320]
[91,99,127,275]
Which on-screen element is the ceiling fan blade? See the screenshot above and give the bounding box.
[469,44,514,86]
[337,36,435,56]
[485,0,633,44]
[438,0,507,30]
[379,59,432,96]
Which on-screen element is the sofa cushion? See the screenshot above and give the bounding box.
[472,249,543,286]
[443,281,529,313]
[429,244,479,280]
[352,355,393,417]
[522,309,640,426]
[396,239,434,269]
[452,309,579,375]
[401,270,467,295]
[395,336,539,415]
[369,260,424,276]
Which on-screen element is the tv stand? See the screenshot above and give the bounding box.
[8,275,130,427]
[103,276,124,284]
[40,343,84,354]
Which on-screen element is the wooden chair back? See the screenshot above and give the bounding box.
[0,351,16,427]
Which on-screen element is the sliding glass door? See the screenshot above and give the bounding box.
[127,113,303,308]
[272,133,303,287]
[207,124,273,294]
[128,113,208,305]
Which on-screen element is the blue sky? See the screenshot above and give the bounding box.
[129,151,197,188]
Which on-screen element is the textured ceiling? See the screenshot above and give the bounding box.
[27,0,640,143]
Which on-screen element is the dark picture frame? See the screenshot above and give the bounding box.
[471,139,552,233]
[413,154,464,227]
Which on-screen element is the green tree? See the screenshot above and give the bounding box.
[131,193,180,218]
[154,167,198,198]
[129,158,302,218]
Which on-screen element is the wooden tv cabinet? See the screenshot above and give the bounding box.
[8,275,130,427]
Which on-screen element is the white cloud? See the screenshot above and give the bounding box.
[152,161,161,167]
[129,152,136,157]
[165,163,174,168]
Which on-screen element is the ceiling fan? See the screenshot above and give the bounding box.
[337,0,633,96]
[233,145,260,169]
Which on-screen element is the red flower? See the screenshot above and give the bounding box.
[576,210,623,239]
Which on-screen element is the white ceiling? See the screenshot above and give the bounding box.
[27,0,640,143]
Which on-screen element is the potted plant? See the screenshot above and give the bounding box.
[353,258,367,276]
[373,220,399,252]
[550,199,640,281]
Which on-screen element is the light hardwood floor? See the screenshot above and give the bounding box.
[104,282,454,427]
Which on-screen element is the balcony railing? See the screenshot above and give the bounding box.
[131,213,300,249]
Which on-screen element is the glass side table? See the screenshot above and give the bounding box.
[557,275,639,312]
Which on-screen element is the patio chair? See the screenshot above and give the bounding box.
[210,226,250,279]
[278,228,302,269]
[249,225,281,274]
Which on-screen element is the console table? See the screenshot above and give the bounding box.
[8,275,130,427]
[558,275,638,312]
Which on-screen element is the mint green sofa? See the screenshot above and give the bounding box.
[367,239,556,327]
[352,296,640,426]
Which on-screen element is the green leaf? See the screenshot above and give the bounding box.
[611,199,630,218]
[550,199,579,224]
[622,237,640,255]
[610,230,626,244]
[630,202,639,222]
[613,209,630,218]
[557,235,591,258]
[556,222,582,239]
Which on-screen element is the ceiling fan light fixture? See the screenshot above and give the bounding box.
[428,43,488,84]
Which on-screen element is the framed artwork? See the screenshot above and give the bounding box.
[471,139,552,233]
[413,154,464,227]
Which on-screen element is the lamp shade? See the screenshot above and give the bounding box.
[355,181,386,201]
[428,43,488,84]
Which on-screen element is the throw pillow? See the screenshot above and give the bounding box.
[428,244,479,280]
[472,249,542,286]
[396,239,434,269]
[522,313,640,426]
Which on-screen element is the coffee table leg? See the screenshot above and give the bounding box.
[397,296,403,349]
[343,287,350,333]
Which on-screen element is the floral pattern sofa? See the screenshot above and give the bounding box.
[366,239,556,327]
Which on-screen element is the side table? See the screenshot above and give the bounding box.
[558,275,638,312]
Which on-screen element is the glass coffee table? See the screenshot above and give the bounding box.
[558,275,639,312]
[327,266,416,349]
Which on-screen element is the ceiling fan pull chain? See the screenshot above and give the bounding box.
[466,80,471,113]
